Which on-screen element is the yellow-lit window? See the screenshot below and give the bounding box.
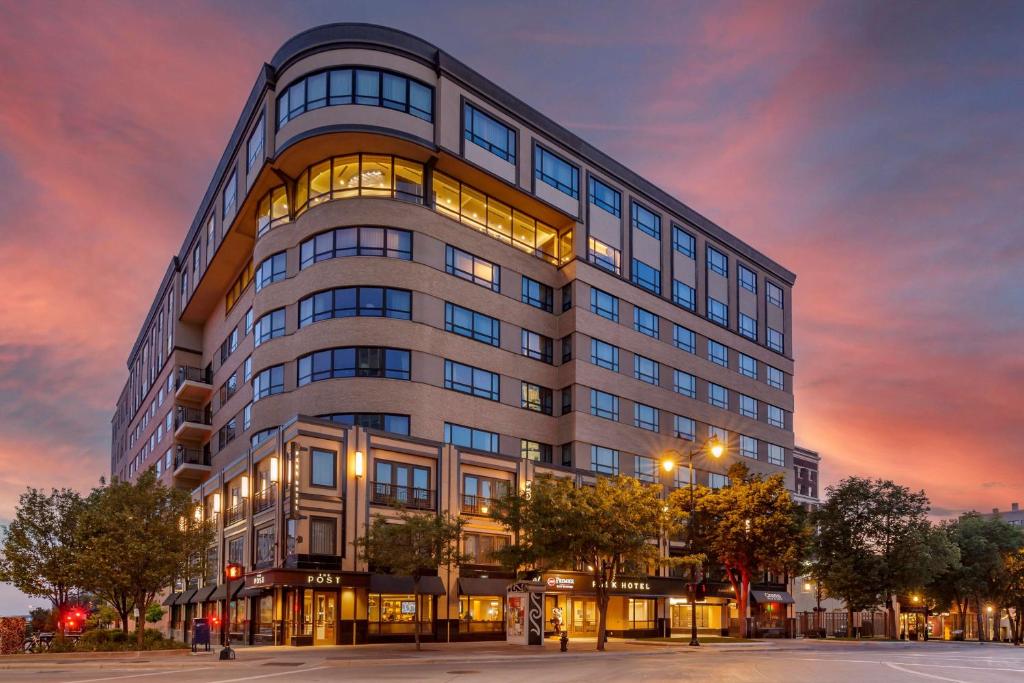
[487,199,512,242]
[361,155,392,196]
[256,194,271,236]
[295,170,309,215]
[309,161,331,205]
[226,260,254,312]
[332,155,360,198]
[560,230,573,265]
[394,158,424,202]
[270,186,289,223]
[536,222,557,261]
[460,185,487,230]
[512,211,535,252]
[433,172,460,218]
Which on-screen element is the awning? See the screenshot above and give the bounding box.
[459,578,511,595]
[240,586,269,598]
[191,585,217,604]
[175,588,198,605]
[208,582,244,602]
[161,592,180,606]
[369,574,445,595]
[750,589,795,605]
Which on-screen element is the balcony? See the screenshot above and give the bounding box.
[224,501,246,527]
[252,483,277,514]
[174,406,212,441]
[175,366,213,402]
[371,482,434,510]
[173,446,211,485]
[461,495,497,516]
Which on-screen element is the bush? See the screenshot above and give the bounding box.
[69,628,187,652]
[0,617,26,655]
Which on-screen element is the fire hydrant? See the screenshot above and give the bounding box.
[560,631,569,652]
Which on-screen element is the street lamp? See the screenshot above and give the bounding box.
[661,435,724,647]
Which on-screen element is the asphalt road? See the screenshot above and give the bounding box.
[4,640,1024,682]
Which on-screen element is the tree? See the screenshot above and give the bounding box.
[76,470,211,647]
[356,510,467,651]
[692,463,805,638]
[1004,549,1024,645]
[0,488,85,618]
[492,475,670,651]
[145,603,165,624]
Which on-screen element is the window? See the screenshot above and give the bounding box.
[445,360,500,401]
[464,103,516,162]
[590,389,619,421]
[255,185,290,237]
[561,335,573,363]
[633,306,659,338]
[672,226,695,258]
[767,281,784,308]
[767,327,785,353]
[521,440,553,463]
[768,405,785,428]
[635,455,657,482]
[590,288,619,321]
[634,403,659,432]
[463,532,510,564]
[590,339,619,371]
[707,297,728,326]
[247,115,264,171]
[562,284,572,312]
[277,68,433,125]
[766,365,784,389]
[300,226,412,268]
[707,246,728,277]
[297,347,411,385]
[768,444,786,466]
[310,448,336,488]
[709,383,729,409]
[294,155,424,213]
[672,280,695,311]
[631,202,661,239]
[673,370,696,398]
[252,365,283,400]
[591,445,619,475]
[634,355,659,385]
[243,402,251,430]
[739,313,757,340]
[206,216,216,265]
[673,325,696,354]
[225,260,253,312]
[322,413,411,435]
[445,422,499,453]
[254,309,285,347]
[521,330,553,363]
[588,176,621,217]
[309,518,337,556]
[245,307,254,334]
[192,245,202,281]
[708,425,728,443]
[446,245,500,291]
[299,287,411,326]
[673,415,695,441]
[736,354,756,380]
[709,473,730,490]
[445,302,500,346]
[522,276,553,312]
[534,146,579,197]
[631,259,661,294]
[521,383,553,414]
[740,435,758,459]
[223,170,237,219]
[708,340,729,367]
[587,236,621,274]
[739,264,757,293]
[561,386,572,415]
[740,395,758,419]
[254,252,286,292]
[560,443,573,467]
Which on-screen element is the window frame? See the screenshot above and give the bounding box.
[309,447,337,488]
[534,144,580,198]
[463,102,516,163]
[588,176,621,217]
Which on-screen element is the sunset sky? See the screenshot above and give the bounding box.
[0,1,1022,612]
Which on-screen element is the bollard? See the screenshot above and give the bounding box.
[560,631,569,652]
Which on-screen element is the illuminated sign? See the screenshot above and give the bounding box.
[252,573,266,585]
[306,573,343,585]
[592,579,651,591]
[546,576,575,589]
[763,592,785,601]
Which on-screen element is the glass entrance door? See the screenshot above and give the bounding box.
[569,598,597,634]
[314,592,336,645]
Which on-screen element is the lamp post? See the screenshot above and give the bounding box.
[661,436,724,646]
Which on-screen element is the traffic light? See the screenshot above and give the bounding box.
[694,582,707,601]
[224,563,243,581]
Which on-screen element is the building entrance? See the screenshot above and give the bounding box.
[314,591,337,645]
[569,597,597,634]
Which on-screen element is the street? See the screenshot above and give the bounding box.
[3,640,1024,683]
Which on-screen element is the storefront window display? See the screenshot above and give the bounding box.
[256,594,274,640]
[369,594,433,635]
[459,595,504,633]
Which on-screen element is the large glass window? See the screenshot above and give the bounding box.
[739,313,758,340]
[587,236,621,274]
[768,404,785,428]
[223,171,237,220]
[368,594,434,635]
[310,448,336,488]
[254,309,285,347]
[444,360,500,401]
[634,403,659,433]
[766,365,784,389]
[534,146,579,198]
[590,339,619,371]
[631,259,661,294]
[740,435,758,459]
[672,280,696,311]
[464,103,516,163]
[463,532,509,564]
[254,252,286,292]
[252,365,283,400]
[767,281,784,308]
[521,276,553,312]
[740,353,758,379]
[446,245,500,291]
[299,287,411,326]
[521,440,553,463]
[322,413,410,435]
[590,288,619,321]
[300,226,412,268]
[588,176,621,217]
[633,306,659,338]
[590,389,619,421]
[740,395,758,419]
[673,415,695,441]
[445,423,499,453]
[768,444,786,466]
[521,329,553,363]
[276,67,433,126]
[707,246,728,277]
[634,354,659,385]
[631,202,661,239]
[445,302,500,346]
[255,186,290,237]
[707,297,729,326]
[767,327,785,353]
[708,340,729,367]
[739,264,757,293]
[247,115,264,172]
[674,325,696,354]
[297,347,410,385]
[293,155,424,214]
[309,517,337,555]
[709,383,729,409]
[521,382,553,414]
[672,225,695,258]
[673,370,696,398]
[591,445,619,475]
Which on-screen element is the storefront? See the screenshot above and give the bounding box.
[749,589,795,637]
[367,574,444,641]
[457,577,509,640]
[668,597,735,636]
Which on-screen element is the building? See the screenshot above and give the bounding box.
[110,23,798,646]
[982,503,1024,527]
[791,447,820,510]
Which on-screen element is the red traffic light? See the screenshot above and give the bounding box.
[224,562,243,580]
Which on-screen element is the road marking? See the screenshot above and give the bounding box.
[66,669,215,683]
[202,665,327,683]
[885,662,973,682]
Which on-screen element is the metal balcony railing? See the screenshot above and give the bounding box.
[252,484,277,514]
[461,494,497,516]
[174,446,210,469]
[224,501,246,527]
[371,482,434,510]
[175,406,212,428]
[177,366,211,388]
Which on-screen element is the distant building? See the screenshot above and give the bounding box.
[981,503,1024,527]
[791,446,820,509]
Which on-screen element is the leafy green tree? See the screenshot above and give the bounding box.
[145,603,165,624]
[76,470,211,647]
[0,488,85,617]
[492,475,670,651]
[691,463,805,638]
[356,510,467,651]
[1003,550,1024,645]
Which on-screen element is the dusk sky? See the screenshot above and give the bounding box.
[0,1,1022,612]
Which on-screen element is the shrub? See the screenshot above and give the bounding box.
[0,617,26,655]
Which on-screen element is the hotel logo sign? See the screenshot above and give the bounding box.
[306,573,343,586]
[593,579,651,592]
[546,576,576,589]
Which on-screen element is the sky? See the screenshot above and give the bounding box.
[0,0,1022,612]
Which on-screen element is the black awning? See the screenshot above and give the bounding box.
[161,592,180,606]
[240,585,268,598]
[750,589,795,605]
[175,589,197,605]
[369,574,445,595]
[209,582,245,601]
[458,578,511,595]
[191,585,217,604]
